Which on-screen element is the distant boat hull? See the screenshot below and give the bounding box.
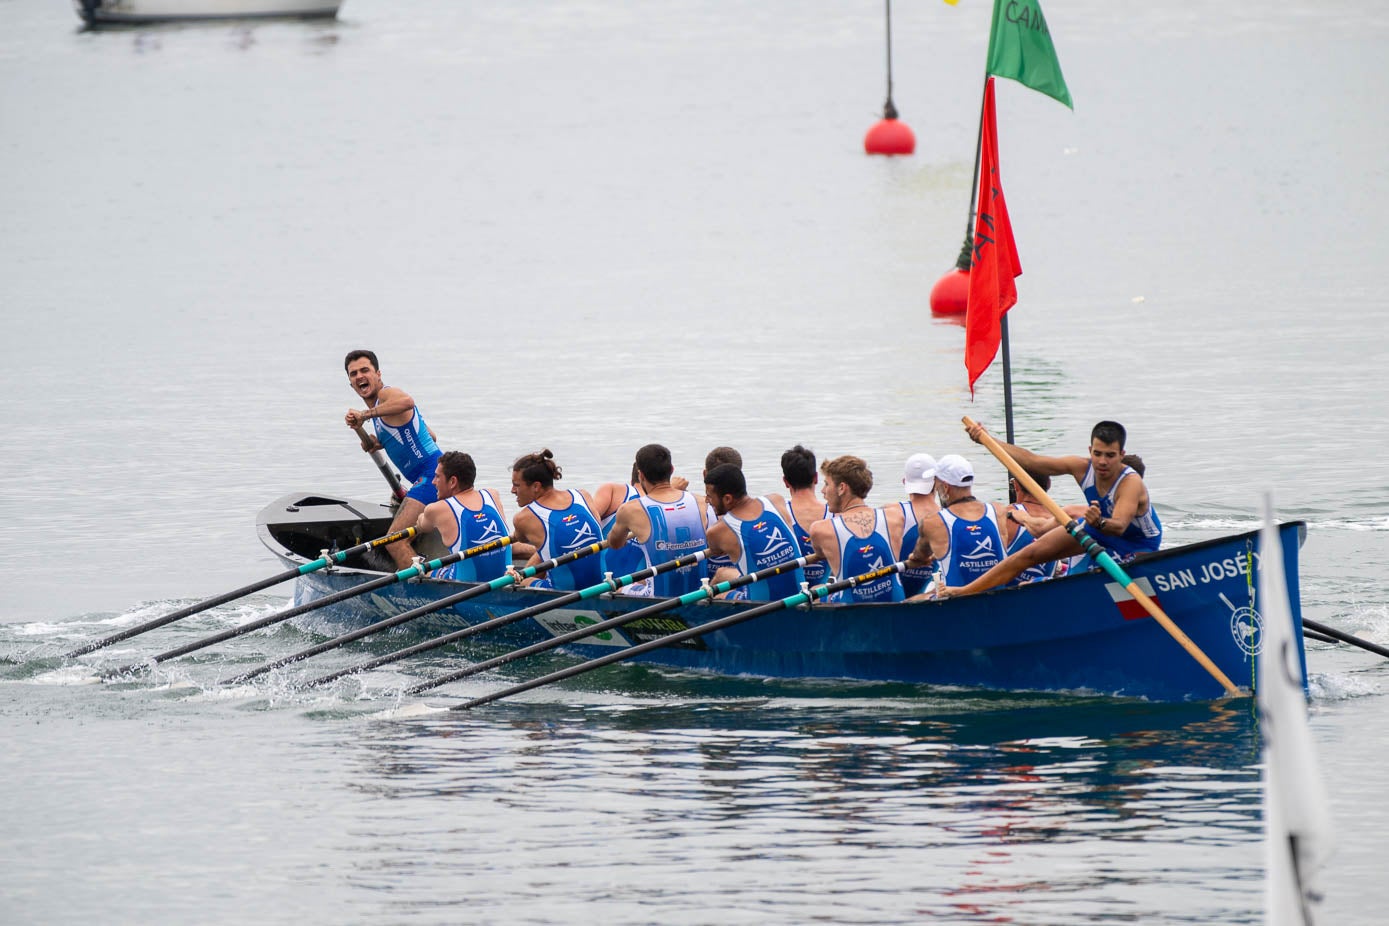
[75,0,341,24]
[257,492,1308,702]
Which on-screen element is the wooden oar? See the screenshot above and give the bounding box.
[106,536,510,676]
[65,527,418,659]
[353,424,408,501]
[408,554,823,695]
[1302,616,1389,659]
[302,548,702,689]
[963,415,1242,698]
[448,561,903,711]
[224,540,606,684]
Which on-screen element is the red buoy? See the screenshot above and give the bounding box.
[930,267,969,315]
[864,117,915,156]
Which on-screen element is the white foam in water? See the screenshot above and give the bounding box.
[1309,672,1381,701]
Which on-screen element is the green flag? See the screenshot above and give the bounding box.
[985,0,1072,109]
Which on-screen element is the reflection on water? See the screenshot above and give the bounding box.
[322,697,1262,923]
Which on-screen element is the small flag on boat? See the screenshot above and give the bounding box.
[1258,495,1331,926]
[965,77,1022,396]
[1103,577,1159,621]
[985,0,1073,109]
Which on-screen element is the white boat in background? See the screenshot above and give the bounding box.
[75,0,341,24]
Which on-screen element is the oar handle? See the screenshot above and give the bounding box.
[353,424,408,501]
[962,416,1241,697]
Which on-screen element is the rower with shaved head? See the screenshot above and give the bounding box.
[342,349,442,569]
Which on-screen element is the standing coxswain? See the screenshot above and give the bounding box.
[342,349,442,569]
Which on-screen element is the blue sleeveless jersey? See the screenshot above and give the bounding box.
[632,491,707,597]
[719,497,804,601]
[435,491,512,582]
[938,503,1005,587]
[526,491,604,591]
[787,500,830,587]
[1003,503,1052,586]
[370,395,441,483]
[830,509,904,603]
[601,484,645,579]
[1081,464,1162,556]
[897,501,935,597]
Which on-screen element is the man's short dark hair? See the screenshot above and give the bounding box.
[1122,453,1146,477]
[437,451,477,489]
[634,444,674,484]
[704,446,742,473]
[344,349,379,372]
[704,463,747,501]
[780,444,817,490]
[1091,420,1127,449]
[513,449,561,487]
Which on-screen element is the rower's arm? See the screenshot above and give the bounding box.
[905,515,949,569]
[359,386,417,425]
[1096,476,1144,534]
[964,422,1083,480]
[808,520,840,577]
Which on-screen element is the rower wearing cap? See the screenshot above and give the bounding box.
[808,455,906,603]
[906,454,1016,596]
[897,453,940,597]
[939,420,1163,597]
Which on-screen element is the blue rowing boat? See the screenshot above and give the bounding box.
[257,493,1308,702]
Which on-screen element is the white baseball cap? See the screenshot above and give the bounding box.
[935,454,975,487]
[902,453,937,495]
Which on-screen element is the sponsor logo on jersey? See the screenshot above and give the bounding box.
[755,526,792,558]
[961,535,998,561]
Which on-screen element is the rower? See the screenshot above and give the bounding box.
[342,349,442,569]
[938,420,1163,597]
[1002,471,1059,586]
[780,444,830,588]
[606,444,708,597]
[509,449,606,590]
[905,454,1016,597]
[700,446,743,579]
[415,451,512,582]
[896,453,939,597]
[807,455,905,603]
[703,463,804,601]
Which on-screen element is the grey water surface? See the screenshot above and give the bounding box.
[2,1,1387,923]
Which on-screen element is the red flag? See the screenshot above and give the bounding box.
[965,77,1022,395]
